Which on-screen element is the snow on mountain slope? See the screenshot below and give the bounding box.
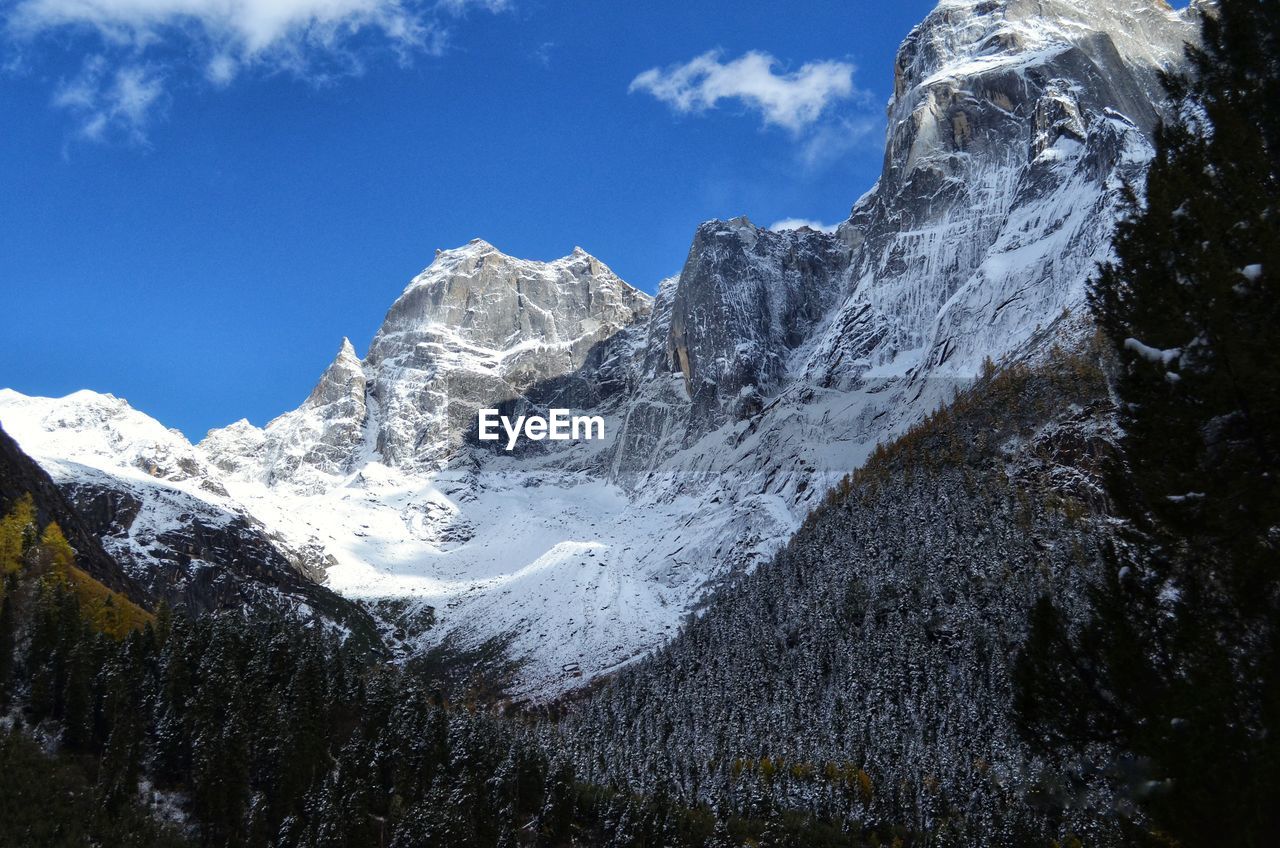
[0,390,381,642]
[0,389,228,497]
[196,243,704,688]
[587,0,1198,679]
[1,0,1199,695]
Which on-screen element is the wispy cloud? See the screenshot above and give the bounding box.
[532,40,555,68]
[798,115,880,170]
[630,49,858,133]
[5,0,508,142]
[52,55,164,143]
[768,217,838,234]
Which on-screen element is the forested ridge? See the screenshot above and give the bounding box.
[0,490,916,847]
[562,340,1124,846]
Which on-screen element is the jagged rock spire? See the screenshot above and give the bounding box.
[305,337,365,410]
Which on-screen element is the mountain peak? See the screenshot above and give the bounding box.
[305,339,367,410]
[375,238,648,352]
[892,0,1195,117]
[424,238,502,270]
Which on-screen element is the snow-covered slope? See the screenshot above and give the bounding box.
[0,390,381,644]
[1,0,1199,695]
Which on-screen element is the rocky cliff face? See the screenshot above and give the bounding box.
[202,241,651,492]
[610,0,1194,475]
[0,0,1199,695]
[665,218,852,423]
[365,240,650,471]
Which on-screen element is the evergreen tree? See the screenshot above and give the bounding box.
[538,755,578,845]
[1018,1,1280,844]
[61,639,95,752]
[97,704,145,814]
[0,577,15,708]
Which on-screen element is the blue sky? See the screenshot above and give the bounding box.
[0,0,936,438]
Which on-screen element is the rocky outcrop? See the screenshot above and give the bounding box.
[665,217,851,427]
[56,469,382,651]
[202,339,369,488]
[364,240,651,469]
[203,240,652,486]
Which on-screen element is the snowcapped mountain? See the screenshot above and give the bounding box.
[202,241,651,490]
[0,0,1199,694]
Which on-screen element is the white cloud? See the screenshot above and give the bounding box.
[9,0,439,56]
[53,55,164,142]
[768,218,838,234]
[630,49,857,133]
[5,0,507,141]
[436,0,508,14]
[532,39,554,68]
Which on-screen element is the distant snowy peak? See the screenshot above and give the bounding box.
[202,240,653,484]
[375,239,650,353]
[362,242,649,471]
[895,0,1194,107]
[305,337,364,410]
[0,389,227,498]
[197,336,371,490]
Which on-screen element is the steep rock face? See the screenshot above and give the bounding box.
[202,339,368,488]
[203,241,652,489]
[612,0,1194,475]
[363,241,651,472]
[820,0,1191,393]
[376,241,644,350]
[666,218,852,426]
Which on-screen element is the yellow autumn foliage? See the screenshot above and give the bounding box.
[0,494,36,578]
[39,522,153,639]
[1,497,152,637]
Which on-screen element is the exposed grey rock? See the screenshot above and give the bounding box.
[206,240,652,487]
[58,465,376,643]
[0,423,147,603]
[665,219,851,429]
[0,392,381,651]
